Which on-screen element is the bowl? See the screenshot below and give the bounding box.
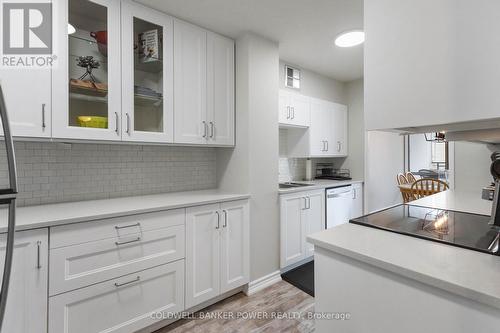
[77,116,108,128]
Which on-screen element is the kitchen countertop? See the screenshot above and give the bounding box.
[0,190,250,233]
[410,189,492,216]
[307,190,500,310]
[279,179,363,194]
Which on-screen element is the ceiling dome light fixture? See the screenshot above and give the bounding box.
[335,30,365,47]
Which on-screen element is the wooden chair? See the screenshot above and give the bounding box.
[410,178,449,201]
[405,172,417,183]
[397,173,411,203]
[397,173,408,185]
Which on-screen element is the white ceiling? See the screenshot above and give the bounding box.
[136,0,364,82]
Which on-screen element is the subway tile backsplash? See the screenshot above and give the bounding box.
[0,142,216,207]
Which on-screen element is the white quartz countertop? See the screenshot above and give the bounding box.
[410,189,492,216]
[0,190,250,233]
[279,179,363,194]
[308,190,500,310]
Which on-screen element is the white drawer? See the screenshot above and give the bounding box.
[50,209,185,249]
[50,225,185,295]
[49,260,184,333]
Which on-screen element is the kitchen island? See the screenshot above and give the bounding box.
[307,190,500,333]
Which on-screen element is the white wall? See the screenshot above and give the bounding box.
[217,33,280,281]
[408,134,432,172]
[279,60,346,104]
[365,131,405,213]
[454,142,493,193]
[341,79,364,180]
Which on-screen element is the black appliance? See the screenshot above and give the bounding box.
[350,204,500,256]
[315,163,352,181]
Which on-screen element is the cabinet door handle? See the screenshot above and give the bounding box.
[114,276,140,287]
[114,112,119,135]
[209,121,214,138]
[215,211,220,229]
[307,197,311,209]
[326,140,329,151]
[126,113,131,135]
[337,141,341,152]
[292,107,295,119]
[115,222,141,230]
[286,106,290,119]
[41,104,46,130]
[202,121,207,138]
[36,241,41,269]
[353,189,356,200]
[115,236,141,246]
[223,209,228,228]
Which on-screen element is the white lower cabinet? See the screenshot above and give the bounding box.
[48,260,184,333]
[0,229,48,333]
[280,189,325,268]
[186,199,249,308]
[46,199,249,332]
[351,183,364,218]
[49,225,185,295]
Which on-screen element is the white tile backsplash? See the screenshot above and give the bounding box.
[0,142,216,206]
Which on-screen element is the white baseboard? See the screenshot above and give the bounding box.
[280,256,313,274]
[243,270,282,296]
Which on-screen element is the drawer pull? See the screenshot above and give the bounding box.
[114,276,140,287]
[36,241,42,269]
[115,222,141,230]
[115,237,141,246]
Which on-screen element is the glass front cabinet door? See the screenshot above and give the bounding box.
[121,1,174,143]
[52,0,121,140]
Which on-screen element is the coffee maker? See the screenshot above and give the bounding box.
[488,152,500,228]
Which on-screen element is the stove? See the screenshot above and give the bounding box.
[350,204,500,255]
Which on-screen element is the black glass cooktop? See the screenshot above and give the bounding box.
[350,204,500,255]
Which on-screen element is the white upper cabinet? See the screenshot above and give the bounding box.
[8,0,235,146]
[174,20,207,144]
[174,22,235,146]
[287,97,348,157]
[279,89,310,128]
[0,0,51,138]
[0,69,51,138]
[121,1,174,143]
[332,103,348,155]
[207,32,235,146]
[365,0,500,131]
[52,0,121,140]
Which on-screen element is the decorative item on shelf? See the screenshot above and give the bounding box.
[76,56,100,82]
[77,116,108,128]
[90,30,107,57]
[77,116,108,129]
[134,85,162,107]
[138,29,161,63]
[70,56,108,97]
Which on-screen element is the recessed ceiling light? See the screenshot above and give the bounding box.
[335,30,364,48]
[68,23,76,35]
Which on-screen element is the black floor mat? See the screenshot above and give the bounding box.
[281,261,314,297]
